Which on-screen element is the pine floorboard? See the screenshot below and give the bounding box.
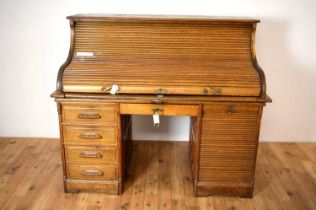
[0,138,315,210]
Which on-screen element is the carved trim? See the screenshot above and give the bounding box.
[250,23,267,98]
[56,19,75,92]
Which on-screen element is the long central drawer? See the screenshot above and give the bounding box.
[120,103,200,116]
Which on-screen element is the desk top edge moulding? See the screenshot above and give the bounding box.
[51,14,271,197]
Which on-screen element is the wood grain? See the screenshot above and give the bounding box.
[58,15,265,97]
[67,14,260,23]
[120,103,200,116]
[63,126,117,145]
[193,103,263,197]
[61,102,117,125]
[0,138,315,210]
[52,14,271,197]
[64,145,117,163]
[66,163,118,180]
[56,98,266,196]
[59,101,122,194]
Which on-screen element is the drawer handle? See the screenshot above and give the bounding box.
[151,99,166,104]
[101,86,111,92]
[81,169,104,176]
[79,133,102,139]
[226,105,236,114]
[79,151,103,159]
[77,113,101,119]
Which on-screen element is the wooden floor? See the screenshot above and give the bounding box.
[0,138,315,210]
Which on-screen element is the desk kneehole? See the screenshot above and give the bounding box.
[119,103,200,117]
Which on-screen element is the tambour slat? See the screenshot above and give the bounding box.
[199,169,253,182]
[60,16,262,96]
[199,103,262,184]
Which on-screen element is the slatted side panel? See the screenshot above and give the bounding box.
[62,21,261,95]
[199,103,262,182]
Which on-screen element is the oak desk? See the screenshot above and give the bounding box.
[52,14,271,197]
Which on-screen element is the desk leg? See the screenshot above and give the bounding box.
[119,114,133,194]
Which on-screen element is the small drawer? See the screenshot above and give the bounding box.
[65,179,119,194]
[61,103,117,125]
[63,126,116,145]
[65,145,117,164]
[67,163,118,180]
[120,103,200,116]
[203,104,261,118]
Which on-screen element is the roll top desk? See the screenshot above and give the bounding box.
[51,14,271,197]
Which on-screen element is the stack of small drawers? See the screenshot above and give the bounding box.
[59,101,120,194]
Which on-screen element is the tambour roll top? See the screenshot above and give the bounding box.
[57,14,266,98]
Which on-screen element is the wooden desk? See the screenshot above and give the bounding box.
[52,14,271,197]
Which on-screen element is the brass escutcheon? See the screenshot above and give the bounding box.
[226,105,236,114]
[155,88,167,94]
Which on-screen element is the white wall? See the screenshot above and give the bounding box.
[0,0,315,142]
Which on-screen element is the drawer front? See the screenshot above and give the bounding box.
[203,103,261,119]
[63,126,116,145]
[62,103,117,125]
[67,163,118,180]
[65,145,117,164]
[65,179,119,194]
[120,103,199,116]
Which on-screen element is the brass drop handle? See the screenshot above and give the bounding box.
[151,99,166,104]
[79,151,103,158]
[77,113,101,119]
[81,169,104,176]
[79,133,102,139]
[101,86,111,92]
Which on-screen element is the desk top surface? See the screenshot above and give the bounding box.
[67,14,260,23]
